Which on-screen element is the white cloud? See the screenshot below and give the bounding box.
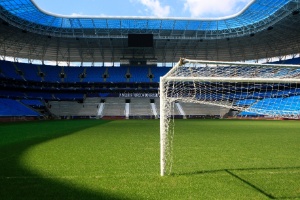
[183,0,251,18]
[136,0,171,17]
[70,13,84,17]
[70,12,108,18]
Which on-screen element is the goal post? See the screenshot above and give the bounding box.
[160,58,300,176]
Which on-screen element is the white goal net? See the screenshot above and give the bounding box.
[160,58,300,176]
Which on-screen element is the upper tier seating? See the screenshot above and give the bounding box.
[63,67,84,83]
[2,57,300,85]
[0,60,171,83]
[0,60,23,80]
[270,57,300,65]
[128,67,150,82]
[40,65,62,83]
[150,67,170,82]
[84,67,106,83]
[17,62,42,82]
[106,67,128,82]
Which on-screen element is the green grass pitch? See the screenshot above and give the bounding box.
[0,119,300,199]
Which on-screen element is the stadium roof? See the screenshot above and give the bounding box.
[0,0,288,31]
[0,0,299,64]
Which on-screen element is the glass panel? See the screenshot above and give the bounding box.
[0,0,292,32]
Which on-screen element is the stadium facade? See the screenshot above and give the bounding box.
[0,0,300,120]
[0,0,299,63]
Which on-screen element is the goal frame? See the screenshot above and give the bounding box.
[159,58,300,176]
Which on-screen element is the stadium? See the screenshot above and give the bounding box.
[0,0,300,199]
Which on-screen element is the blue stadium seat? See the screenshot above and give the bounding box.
[84,67,106,83]
[26,92,54,100]
[239,96,300,117]
[17,62,42,82]
[238,111,263,117]
[0,60,174,84]
[99,93,110,97]
[53,93,84,100]
[40,65,62,82]
[106,67,128,83]
[129,67,150,82]
[0,98,41,116]
[0,90,26,98]
[21,99,44,107]
[150,67,171,82]
[63,67,84,83]
[269,57,300,65]
[0,60,23,80]
[286,57,300,64]
[234,99,257,106]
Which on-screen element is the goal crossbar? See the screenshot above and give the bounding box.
[164,77,300,83]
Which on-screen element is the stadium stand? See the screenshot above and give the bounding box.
[1,57,300,119]
[48,99,99,118]
[150,67,171,82]
[0,98,41,117]
[129,98,154,118]
[234,99,257,107]
[0,60,23,80]
[270,57,300,65]
[238,96,300,118]
[62,67,85,83]
[17,62,42,82]
[101,98,126,119]
[128,67,150,82]
[106,67,128,83]
[26,92,54,100]
[0,90,25,99]
[53,93,85,101]
[179,102,229,118]
[0,61,172,85]
[21,99,44,108]
[84,67,107,83]
[40,65,63,83]
[0,0,299,123]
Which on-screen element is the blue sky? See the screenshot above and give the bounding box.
[33,0,252,18]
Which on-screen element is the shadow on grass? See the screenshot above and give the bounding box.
[174,166,300,199]
[0,120,131,200]
[175,166,300,176]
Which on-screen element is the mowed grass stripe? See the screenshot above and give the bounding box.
[0,119,300,199]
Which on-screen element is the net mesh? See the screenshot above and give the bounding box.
[160,59,300,176]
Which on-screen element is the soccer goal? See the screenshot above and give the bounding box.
[159,58,300,176]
